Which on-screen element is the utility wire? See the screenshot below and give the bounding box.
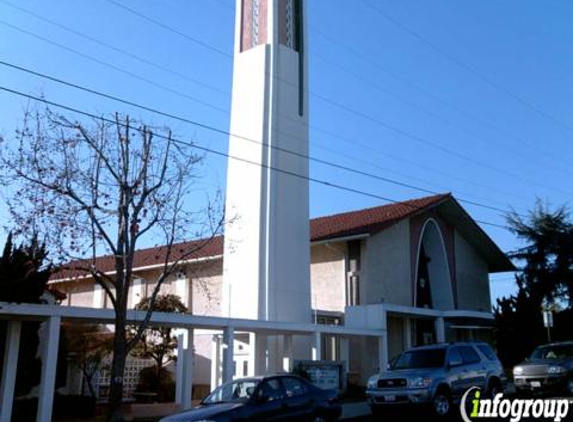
[360,0,573,135]
[207,0,573,172]
[72,4,573,195]
[0,19,229,115]
[0,0,229,97]
[0,15,530,207]
[102,0,233,59]
[312,51,573,177]
[1,9,566,198]
[0,5,545,205]
[0,60,524,218]
[311,26,573,170]
[0,85,510,231]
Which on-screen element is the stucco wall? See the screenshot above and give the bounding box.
[362,220,412,306]
[454,230,491,311]
[63,279,94,307]
[190,260,223,317]
[310,243,346,313]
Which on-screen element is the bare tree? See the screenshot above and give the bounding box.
[0,107,223,421]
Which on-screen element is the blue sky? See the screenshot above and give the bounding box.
[0,0,572,304]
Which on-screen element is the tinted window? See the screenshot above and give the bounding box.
[257,379,284,402]
[531,345,573,360]
[459,346,481,364]
[283,377,308,397]
[477,344,498,361]
[394,348,446,369]
[447,347,463,366]
[204,379,260,403]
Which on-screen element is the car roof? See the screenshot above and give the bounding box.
[537,341,573,347]
[220,374,304,383]
[403,341,487,352]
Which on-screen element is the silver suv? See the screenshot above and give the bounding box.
[366,342,506,418]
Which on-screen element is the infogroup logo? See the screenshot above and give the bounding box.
[460,387,570,422]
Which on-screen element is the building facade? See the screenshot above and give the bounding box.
[51,193,514,392]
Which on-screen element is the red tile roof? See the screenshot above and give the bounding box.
[310,193,449,242]
[52,194,450,281]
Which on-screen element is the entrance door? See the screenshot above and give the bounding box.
[415,319,435,346]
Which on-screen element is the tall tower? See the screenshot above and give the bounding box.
[222,0,311,325]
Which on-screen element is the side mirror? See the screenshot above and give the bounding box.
[448,359,463,368]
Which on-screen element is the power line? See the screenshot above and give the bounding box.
[0,61,524,218]
[311,26,573,170]
[102,0,233,59]
[0,8,538,206]
[0,0,230,97]
[0,17,529,208]
[360,0,573,135]
[0,19,229,115]
[312,50,573,177]
[0,85,510,231]
[1,12,567,199]
[74,4,573,196]
[209,0,573,173]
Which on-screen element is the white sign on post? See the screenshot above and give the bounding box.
[543,311,553,328]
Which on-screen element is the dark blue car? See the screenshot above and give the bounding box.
[159,374,341,422]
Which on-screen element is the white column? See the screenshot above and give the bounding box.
[210,335,221,390]
[37,316,61,422]
[131,278,142,308]
[378,332,389,373]
[181,329,194,409]
[339,337,350,373]
[282,334,293,372]
[221,327,235,383]
[403,318,412,349]
[312,331,322,361]
[175,333,185,405]
[0,321,21,422]
[253,333,268,376]
[435,317,446,343]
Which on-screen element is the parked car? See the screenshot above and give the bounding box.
[513,341,573,395]
[159,374,341,422]
[366,342,506,418]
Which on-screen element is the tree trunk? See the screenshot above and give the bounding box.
[107,313,128,422]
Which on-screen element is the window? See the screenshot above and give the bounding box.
[477,344,497,361]
[257,379,284,402]
[282,377,308,397]
[459,346,481,364]
[447,347,463,366]
[394,348,447,369]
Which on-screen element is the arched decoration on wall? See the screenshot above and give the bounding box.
[414,219,454,311]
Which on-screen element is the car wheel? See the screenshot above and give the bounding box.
[432,389,452,418]
[486,379,502,398]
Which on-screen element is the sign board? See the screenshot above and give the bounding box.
[293,360,344,391]
[543,311,553,328]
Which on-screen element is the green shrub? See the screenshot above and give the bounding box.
[135,366,175,402]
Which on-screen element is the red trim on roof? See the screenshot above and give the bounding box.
[52,194,450,281]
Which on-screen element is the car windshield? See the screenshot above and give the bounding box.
[203,379,260,404]
[393,348,446,370]
[530,345,573,360]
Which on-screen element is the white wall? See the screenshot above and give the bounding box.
[362,220,412,307]
[310,243,346,313]
[454,230,491,311]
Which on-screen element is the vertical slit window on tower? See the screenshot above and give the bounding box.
[252,0,260,48]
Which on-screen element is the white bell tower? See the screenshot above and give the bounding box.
[222,0,311,326]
